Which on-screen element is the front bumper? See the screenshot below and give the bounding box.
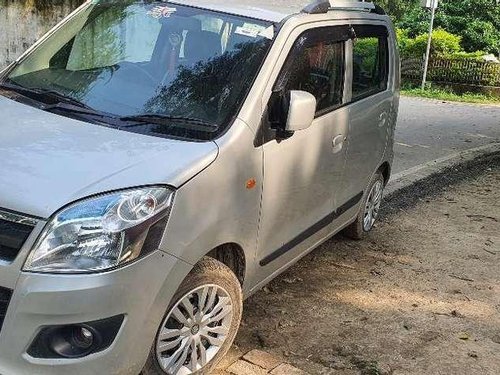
[0,250,192,375]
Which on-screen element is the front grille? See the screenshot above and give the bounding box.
[0,286,13,332]
[0,209,36,262]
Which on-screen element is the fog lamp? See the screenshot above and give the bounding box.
[49,325,100,358]
[27,315,125,359]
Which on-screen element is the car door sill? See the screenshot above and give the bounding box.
[259,192,363,267]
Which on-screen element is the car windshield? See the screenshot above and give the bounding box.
[2,0,274,141]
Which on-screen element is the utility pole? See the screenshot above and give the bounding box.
[421,0,438,90]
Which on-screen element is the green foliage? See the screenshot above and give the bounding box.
[401,28,462,58]
[435,0,500,54]
[395,28,411,54]
[354,37,379,72]
[377,0,420,22]
[459,20,499,55]
[394,5,429,37]
[393,0,500,55]
[445,51,486,60]
[401,87,500,104]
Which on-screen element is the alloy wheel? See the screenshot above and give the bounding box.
[155,284,233,375]
[363,180,384,232]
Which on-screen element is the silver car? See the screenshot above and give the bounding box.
[0,0,399,374]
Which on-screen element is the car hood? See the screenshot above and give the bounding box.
[0,96,219,218]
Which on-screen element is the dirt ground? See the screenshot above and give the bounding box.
[224,163,500,374]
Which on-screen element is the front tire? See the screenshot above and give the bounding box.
[343,171,385,240]
[142,258,243,375]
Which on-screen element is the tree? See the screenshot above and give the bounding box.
[436,0,500,54]
[397,6,431,37]
[396,0,500,55]
[377,0,420,23]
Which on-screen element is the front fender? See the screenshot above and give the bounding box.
[159,119,262,293]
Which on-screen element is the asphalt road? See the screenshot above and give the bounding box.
[393,97,500,174]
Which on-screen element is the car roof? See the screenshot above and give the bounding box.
[169,0,311,22]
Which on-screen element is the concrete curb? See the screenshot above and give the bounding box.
[386,142,500,197]
[401,95,500,108]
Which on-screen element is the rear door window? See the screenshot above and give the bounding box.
[351,25,389,100]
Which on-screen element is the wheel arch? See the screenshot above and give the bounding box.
[205,243,246,286]
[378,161,391,185]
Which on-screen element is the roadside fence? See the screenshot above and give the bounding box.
[402,57,500,94]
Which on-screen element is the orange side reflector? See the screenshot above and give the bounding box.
[246,178,257,190]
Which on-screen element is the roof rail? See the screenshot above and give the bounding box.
[303,0,385,15]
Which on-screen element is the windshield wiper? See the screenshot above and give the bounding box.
[42,102,119,120]
[120,114,219,132]
[0,81,93,110]
[40,89,94,110]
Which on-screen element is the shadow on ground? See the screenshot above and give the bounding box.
[225,155,500,375]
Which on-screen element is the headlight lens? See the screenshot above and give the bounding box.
[24,187,174,273]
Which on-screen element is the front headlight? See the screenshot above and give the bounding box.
[24,187,174,273]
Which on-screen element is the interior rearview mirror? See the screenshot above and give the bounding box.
[285,90,317,133]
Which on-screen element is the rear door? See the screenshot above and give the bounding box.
[339,24,393,207]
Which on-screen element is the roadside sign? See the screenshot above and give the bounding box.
[421,0,438,9]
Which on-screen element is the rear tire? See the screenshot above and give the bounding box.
[142,257,243,375]
[343,171,385,240]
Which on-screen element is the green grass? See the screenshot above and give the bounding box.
[401,87,500,105]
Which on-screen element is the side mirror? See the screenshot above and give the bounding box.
[285,90,317,133]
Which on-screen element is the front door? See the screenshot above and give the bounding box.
[256,26,350,274]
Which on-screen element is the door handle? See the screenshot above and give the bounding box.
[332,134,346,153]
[378,112,388,128]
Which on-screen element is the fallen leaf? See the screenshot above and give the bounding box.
[468,352,478,359]
[458,332,470,340]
